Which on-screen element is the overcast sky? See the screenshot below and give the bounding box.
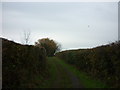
[2,2,118,50]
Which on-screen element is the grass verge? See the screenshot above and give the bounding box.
[46,57,73,88]
[35,57,72,88]
[54,57,109,88]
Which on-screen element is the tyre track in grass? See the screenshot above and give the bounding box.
[48,57,84,88]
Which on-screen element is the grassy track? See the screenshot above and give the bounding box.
[47,57,73,88]
[36,57,108,88]
[54,57,108,88]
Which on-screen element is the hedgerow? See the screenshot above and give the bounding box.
[56,41,120,88]
[2,38,46,88]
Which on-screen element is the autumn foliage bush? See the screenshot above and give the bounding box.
[56,41,120,88]
[2,38,46,88]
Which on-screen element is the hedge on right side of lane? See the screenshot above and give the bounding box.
[56,41,120,88]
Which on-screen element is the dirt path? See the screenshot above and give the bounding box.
[63,65,84,88]
[49,57,84,88]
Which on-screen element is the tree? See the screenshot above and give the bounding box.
[21,30,31,45]
[35,38,61,56]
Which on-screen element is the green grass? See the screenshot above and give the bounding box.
[35,57,73,88]
[53,57,109,88]
[32,57,109,88]
[46,57,73,88]
[32,57,57,88]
